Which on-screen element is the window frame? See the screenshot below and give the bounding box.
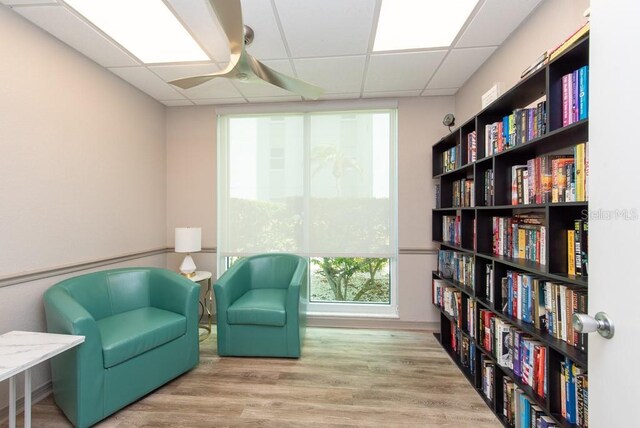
[217,100,398,318]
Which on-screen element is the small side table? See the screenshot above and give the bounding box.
[0,331,84,428]
[188,271,213,341]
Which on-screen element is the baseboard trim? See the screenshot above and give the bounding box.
[307,316,438,331]
[0,381,52,425]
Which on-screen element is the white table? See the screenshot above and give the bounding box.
[188,271,213,341]
[0,331,84,428]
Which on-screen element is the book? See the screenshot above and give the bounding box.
[567,230,576,276]
[521,51,548,79]
[548,21,590,62]
[574,220,583,276]
[578,66,589,120]
[539,415,557,428]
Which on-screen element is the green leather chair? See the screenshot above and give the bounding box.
[43,268,200,428]
[214,254,308,358]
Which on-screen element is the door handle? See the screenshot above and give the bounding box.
[573,312,615,339]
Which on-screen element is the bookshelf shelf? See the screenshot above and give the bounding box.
[431,36,589,428]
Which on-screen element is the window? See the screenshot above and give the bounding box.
[218,106,397,317]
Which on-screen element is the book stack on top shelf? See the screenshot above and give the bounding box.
[431,36,589,428]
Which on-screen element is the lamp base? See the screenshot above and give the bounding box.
[179,254,197,278]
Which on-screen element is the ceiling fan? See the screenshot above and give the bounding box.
[169,0,324,100]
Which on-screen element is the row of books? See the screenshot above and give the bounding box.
[479,310,547,397]
[467,131,477,163]
[485,101,546,157]
[438,250,475,290]
[500,271,588,351]
[460,334,475,374]
[561,357,588,426]
[482,169,494,206]
[432,280,462,329]
[568,219,588,277]
[484,264,495,303]
[509,142,588,206]
[442,215,462,247]
[504,378,558,428]
[562,65,589,127]
[481,354,495,403]
[519,21,589,80]
[452,178,475,207]
[492,214,547,265]
[442,145,460,173]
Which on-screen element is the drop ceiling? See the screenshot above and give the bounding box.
[1,0,542,106]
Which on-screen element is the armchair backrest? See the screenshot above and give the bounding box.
[53,268,153,320]
[247,254,304,290]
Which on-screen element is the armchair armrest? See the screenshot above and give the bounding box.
[214,258,251,311]
[287,258,308,312]
[149,269,200,317]
[44,287,101,352]
[44,287,105,425]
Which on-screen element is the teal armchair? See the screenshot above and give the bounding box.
[214,254,308,358]
[43,268,200,428]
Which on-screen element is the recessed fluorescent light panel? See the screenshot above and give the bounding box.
[374,0,478,51]
[63,0,209,63]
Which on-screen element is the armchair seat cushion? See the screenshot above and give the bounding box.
[227,289,287,327]
[97,307,186,368]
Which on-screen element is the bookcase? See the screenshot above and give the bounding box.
[431,37,589,428]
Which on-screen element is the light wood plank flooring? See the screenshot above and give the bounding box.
[3,328,500,427]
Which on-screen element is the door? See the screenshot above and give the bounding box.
[589,1,640,425]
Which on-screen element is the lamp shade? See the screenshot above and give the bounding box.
[175,227,201,253]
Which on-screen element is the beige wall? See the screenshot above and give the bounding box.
[166,96,455,324]
[0,5,167,409]
[166,106,218,275]
[455,0,590,123]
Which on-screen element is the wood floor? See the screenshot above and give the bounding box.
[4,328,500,427]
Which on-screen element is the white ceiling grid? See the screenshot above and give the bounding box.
[2,0,542,106]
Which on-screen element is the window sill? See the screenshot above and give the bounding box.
[307,310,399,319]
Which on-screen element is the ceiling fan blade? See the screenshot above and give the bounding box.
[248,56,324,100]
[169,67,235,90]
[209,0,245,55]
[169,50,242,89]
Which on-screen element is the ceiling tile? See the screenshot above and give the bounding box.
[319,92,362,100]
[241,0,288,60]
[166,0,230,63]
[108,67,185,100]
[186,79,245,100]
[246,95,303,103]
[362,90,422,99]
[294,56,365,94]
[427,46,497,89]
[162,100,195,107]
[233,60,297,97]
[274,0,375,57]
[365,51,447,92]
[422,88,458,96]
[1,0,56,4]
[193,98,247,106]
[15,5,139,67]
[456,0,542,48]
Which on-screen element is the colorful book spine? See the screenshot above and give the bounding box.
[578,65,589,120]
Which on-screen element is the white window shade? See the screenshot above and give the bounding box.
[218,109,396,259]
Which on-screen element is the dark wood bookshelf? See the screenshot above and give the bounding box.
[431,36,590,428]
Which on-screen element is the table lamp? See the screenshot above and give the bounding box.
[175,227,201,278]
